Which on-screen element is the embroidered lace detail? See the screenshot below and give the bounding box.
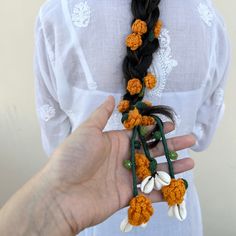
[214,88,224,106]
[146,28,178,100]
[72,1,91,28]
[38,104,56,122]
[104,108,124,131]
[198,3,214,27]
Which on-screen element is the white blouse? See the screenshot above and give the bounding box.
[34,0,230,235]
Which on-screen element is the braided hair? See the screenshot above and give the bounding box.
[123,0,161,85]
[119,1,189,230]
[120,0,175,147]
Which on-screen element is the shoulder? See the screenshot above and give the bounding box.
[195,0,230,56]
[35,0,64,32]
[207,1,230,58]
[35,0,66,48]
[38,0,61,21]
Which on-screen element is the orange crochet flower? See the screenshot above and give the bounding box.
[127,78,143,95]
[132,19,148,35]
[141,116,155,126]
[123,108,142,129]
[126,33,143,51]
[144,73,157,89]
[135,153,151,180]
[154,20,163,38]
[118,100,130,113]
[162,179,186,206]
[135,153,150,167]
[136,166,151,181]
[128,195,154,226]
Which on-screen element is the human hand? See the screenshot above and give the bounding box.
[42,96,196,234]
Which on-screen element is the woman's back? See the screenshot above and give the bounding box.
[34,0,230,235]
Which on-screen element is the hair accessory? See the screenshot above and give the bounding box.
[119,1,188,232]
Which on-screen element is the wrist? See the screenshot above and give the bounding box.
[40,162,92,234]
[0,166,74,236]
[37,165,77,235]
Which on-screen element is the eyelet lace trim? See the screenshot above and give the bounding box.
[72,1,91,28]
[198,3,214,27]
[38,104,56,122]
[146,28,178,99]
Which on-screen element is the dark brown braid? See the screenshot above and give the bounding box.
[121,0,175,145]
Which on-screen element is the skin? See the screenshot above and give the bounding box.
[0,96,196,235]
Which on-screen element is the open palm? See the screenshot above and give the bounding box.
[47,96,195,232]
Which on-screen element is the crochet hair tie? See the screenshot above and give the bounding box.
[119,0,189,233]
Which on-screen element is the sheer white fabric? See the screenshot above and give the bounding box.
[34,0,230,235]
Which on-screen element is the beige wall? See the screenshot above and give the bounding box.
[0,1,235,235]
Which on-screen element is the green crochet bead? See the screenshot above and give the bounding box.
[123,160,132,170]
[140,126,148,136]
[153,131,161,140]
[169,151,178,160]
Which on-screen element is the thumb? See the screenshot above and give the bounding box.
[85,96,115,130]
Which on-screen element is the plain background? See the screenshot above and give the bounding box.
[0,0,235,235]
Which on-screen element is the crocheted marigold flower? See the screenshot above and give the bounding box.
[126,33,142,51]
[136,166,151,181]
[141,116,155,126]
[123,108,142,129]
[117,100,130,113]
[135,153,150,167]
[132,19,148,35]
[135,153,151,180]
[154,20,163,38]
[128,195,154,226]
[162,179,186,206]
[144,73,157,89]
[127,78,143,95]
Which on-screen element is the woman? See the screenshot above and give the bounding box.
[34,0,230,235]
